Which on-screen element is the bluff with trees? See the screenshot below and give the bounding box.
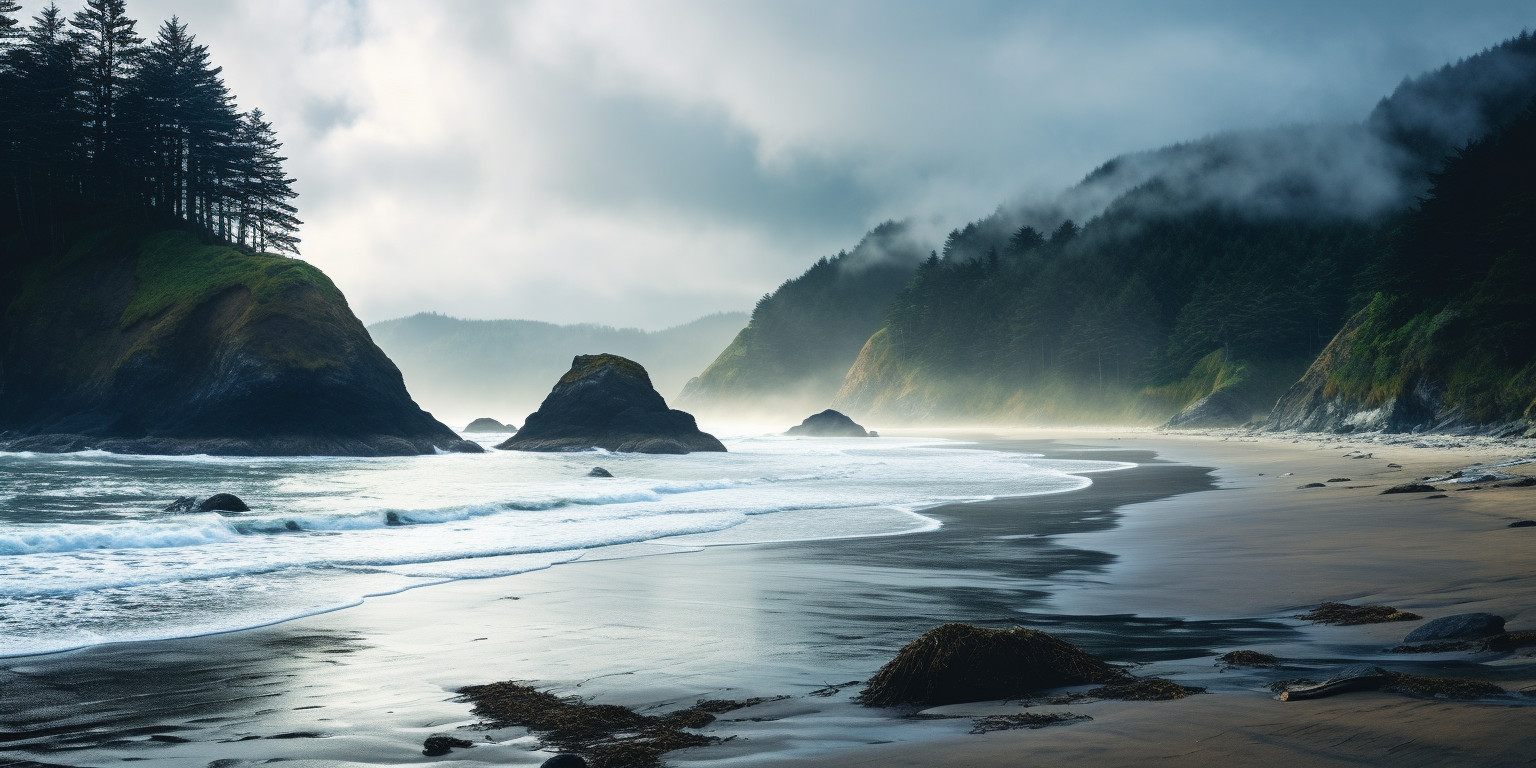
[0,1,472,455]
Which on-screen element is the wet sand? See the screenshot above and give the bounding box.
[2,433,1534,766]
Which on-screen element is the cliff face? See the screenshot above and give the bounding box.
[0,227,477,455]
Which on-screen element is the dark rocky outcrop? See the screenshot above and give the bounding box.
[0,228,479,456]
[1403,613,1506,643]
[785,409,875,437]
[1509,520,1536,528]
[587,467,613,478]
[541,756,589,768]
[860,623,1130,707]
[198,493,249,513]
[463,418,514,433]
[496,354,725,454]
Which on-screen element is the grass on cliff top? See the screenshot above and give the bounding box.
[122,230,342,330]
[558,353,652,387]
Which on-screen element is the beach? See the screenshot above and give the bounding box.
[2,431,1534,766]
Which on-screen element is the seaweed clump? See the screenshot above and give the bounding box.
[1216,650,1281,668]
[1084,678,1204,701]
[861,623,1130,707]
[458,681,727,768]
[969,711,1091,734]
[1382,672,1506,699]
[1296,602,1421,625]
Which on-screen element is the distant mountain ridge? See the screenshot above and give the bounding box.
[367,311,746,427]
[681,30,1536,434]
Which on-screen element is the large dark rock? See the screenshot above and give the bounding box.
[421,735,474,757]
[1403,613,1506,643]
[785,409,874,437]
[496,354,725,454]
[860,623,1130,706]
[0,228,476,456]
[540,756,588,768]
[198,493,249,513]
[463,417,514,433]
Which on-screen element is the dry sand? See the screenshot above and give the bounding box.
[2,430,1534,767]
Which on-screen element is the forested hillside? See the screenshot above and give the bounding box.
[825,31,1536,427]
[677,221,925,416]
[1269,102,1536,435]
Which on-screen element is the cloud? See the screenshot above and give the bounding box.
[41,0,1536,327]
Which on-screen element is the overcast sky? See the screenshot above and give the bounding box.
[37,0,1535,327]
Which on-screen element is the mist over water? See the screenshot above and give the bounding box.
[0,435,1129,658]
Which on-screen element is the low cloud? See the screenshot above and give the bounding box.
[58,0,1533,327]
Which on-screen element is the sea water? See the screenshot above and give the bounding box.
[0,434,1130,657]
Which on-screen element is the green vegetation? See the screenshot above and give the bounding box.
[822,31,1536,427]
[124,230,337,329]
[1321,102,1536,425]
[680,221,923,412]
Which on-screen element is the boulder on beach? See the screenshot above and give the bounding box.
[463,418,514,433]
[1404,613,1506,643]
[785,409,875,437]
[496,354,726,454]
[860,623,1129,707]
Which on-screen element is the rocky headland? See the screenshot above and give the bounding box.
[0,227,478,456]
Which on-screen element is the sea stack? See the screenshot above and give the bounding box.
[785,409,875,437]
[463,418,514,433]
[496,354,726,454]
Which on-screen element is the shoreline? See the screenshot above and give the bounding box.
[2,432,1534,766]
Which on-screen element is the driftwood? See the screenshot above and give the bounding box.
[1278,666,1388,701]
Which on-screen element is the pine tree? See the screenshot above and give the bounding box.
[236,108,300,254]
[69,0,144,171]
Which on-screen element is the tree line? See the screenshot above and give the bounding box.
[0,0,299,254]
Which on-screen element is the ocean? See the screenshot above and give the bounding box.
[0,434,1131,658]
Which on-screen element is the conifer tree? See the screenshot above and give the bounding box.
[69,0,143,170]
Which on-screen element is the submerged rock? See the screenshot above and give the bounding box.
[163,496,199,513]
[1382,482,1440,494]
[496,354,725,454]
[463,417,514,433]
[587,466,614,478]
[860,623,1129,707]
[1403,613,1506,643]
[785,409,875,437]
[198,493,249,513]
